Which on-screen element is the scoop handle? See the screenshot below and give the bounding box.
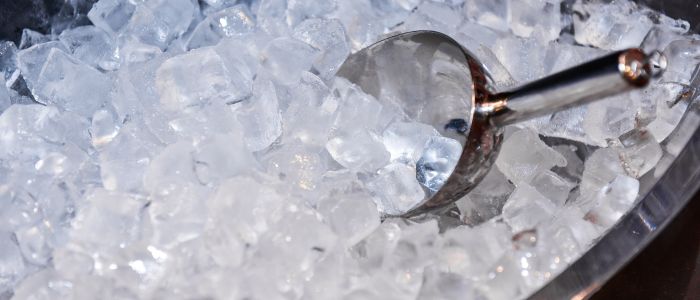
[483,48,654,127]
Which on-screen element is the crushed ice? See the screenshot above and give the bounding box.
[0,0,698,299]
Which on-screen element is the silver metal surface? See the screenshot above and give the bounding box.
[338,30,654,217]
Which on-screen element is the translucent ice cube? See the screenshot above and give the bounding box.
[71,189,147,250]
[502,183,557,232]
[156,47,249,111]
[416,136,463,195]
[19,29,51,50]
[35,48,112,117]
[495,129,567,184]
[234,79,283,151]
[125,0,197,49]
[293,18,350,79]
[326,130,390,172]
[463,0,510,32]
[456,167,514,225]
[194,132,257,185]
[316,183,381,246]
[262,37,318,84]
[59,25,119,71]
[143,141,199,196]
[573,1,653,50]
[187,5,256,49]
[530,170,575,207]
[87,0,137,35]
[513,0,562,43]
[382,121,439,163]
[367,163,426,215]
[0,41,20,88]
[0,232,26,294]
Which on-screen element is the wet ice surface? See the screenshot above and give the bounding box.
[0,0,699,299]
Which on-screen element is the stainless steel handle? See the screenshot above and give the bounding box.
[481,49,653,127]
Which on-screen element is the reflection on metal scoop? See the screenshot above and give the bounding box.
[337,30,660,218]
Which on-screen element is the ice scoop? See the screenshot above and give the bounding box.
[337,30,661,218]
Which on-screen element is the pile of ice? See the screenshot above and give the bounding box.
[0,0,698,299]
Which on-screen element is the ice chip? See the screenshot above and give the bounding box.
[502,183,557,232]
[262,37,318,84]
[382,121,440,163]
[293,18,350,79]
[463,0,510,32]
[59,25,119,71]
[367,163,426,215]
[125,0,197,49]
[416,136,463,195]
[234,79,283,151]
[326,130,390,172]
[495,129,567,184]
[87,0,137,35]
[35,48,112,117]
[187,5,256,49]
[156,47,248,111]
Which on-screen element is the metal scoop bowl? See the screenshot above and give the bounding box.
[337,30,659,218]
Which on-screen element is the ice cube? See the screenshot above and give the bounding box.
[234,79,283,151]
[437,221,510,277]
[187,5,256,49]
[382,121,440,163]
[316,179,381,246]
[125,0,197,49]
[208,177,286,246]
[286,0,337,27]
[509,0,562,43]
[492,36,547,82]
[263,143,327,193]
[143,141,199,196]
[582,94,637,145]
[35,48,113,117]
[262,37,318,84]
[0,41,20,88]
[530,170,575,207]
[495,129,567,184]
[416,136,463,195]
[647,85,688,142]
[0,232,26,294]
[367,163,426,215]
[463,0,510,32]
[293,18,350,79]
[99,122,162,192]
[156,47,249,111]
[71,189,147,250]
[59,25,119,71]
[502,183,557,232]
[579,147,625,195]
[0,82,10,113]
[326,130,390,172]
[617,131,663,178]
[403,2,463,33]
[19,29,51,50]
[331,78,385,135]
[331,0,385,50]
[90,108,121,148]
[573,1,653,50]
[456,167,514,225]
[149,184,209,249]
[15,224,52,265]
[586,175,639,227]
[16,42,69,97]
[194,132,258,185]
[87,0,137,35]
[282,72,338,146]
